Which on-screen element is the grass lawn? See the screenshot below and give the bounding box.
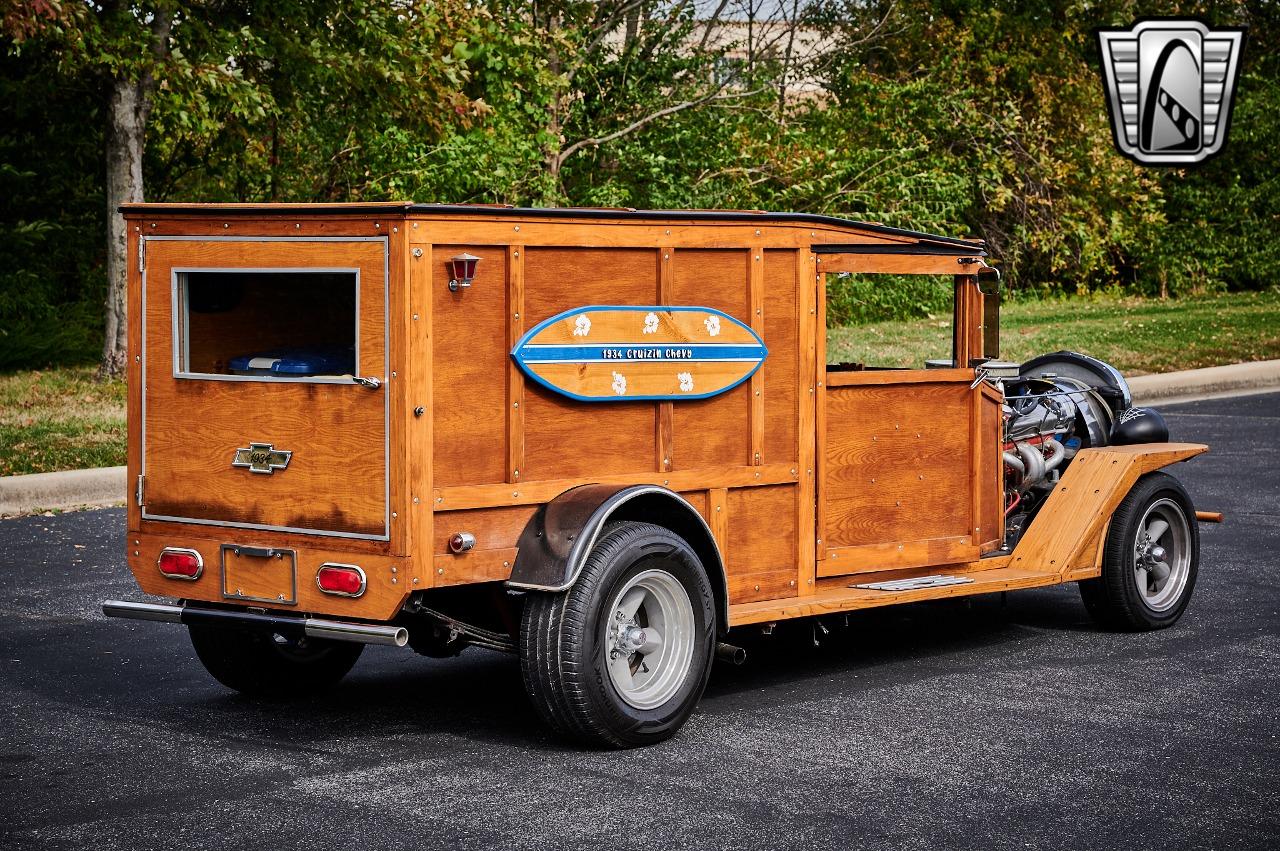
[0,291,1277,476]
[828,290,1280,374]
[0,367,126,476]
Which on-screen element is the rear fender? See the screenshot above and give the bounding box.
[507,484,729,635]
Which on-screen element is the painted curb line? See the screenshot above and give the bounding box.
[0,466,126,517]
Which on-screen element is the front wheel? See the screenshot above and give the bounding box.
[519,521,716,748]
[1079,471,1199,631]
[188,624,363,697]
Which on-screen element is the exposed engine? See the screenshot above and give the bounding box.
[995,352,1169,549]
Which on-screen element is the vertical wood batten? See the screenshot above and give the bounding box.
[709,487,729,567]
[797,250,818,595]
[407,234,433,582]
[749,244,765,467]
[657,247,675,473]
[507,245,525,484]
[815,256,827,561]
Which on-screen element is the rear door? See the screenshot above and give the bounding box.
[140,236,389,540]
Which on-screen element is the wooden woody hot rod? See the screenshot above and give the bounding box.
[104,203,1209,747]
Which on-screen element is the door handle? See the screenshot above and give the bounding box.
[353,376,382,390]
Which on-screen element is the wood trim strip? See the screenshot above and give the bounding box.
[658,247,675,472]
[825,368,973,387]
[797,250,818,595]
[507,245,525,483]
[749,246,764,466]
[433,548,518,587]
[433,463,799,511]
[815,255,828,561]
[709,488,728,566]
[817,535,977,578]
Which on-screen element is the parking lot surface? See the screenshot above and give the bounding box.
[1,393,1277,849]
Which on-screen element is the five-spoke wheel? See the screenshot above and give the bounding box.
[519,521,715,748]
[1080,471,1199,631]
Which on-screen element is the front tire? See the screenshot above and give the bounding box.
[188,625,363,697]
[1078,471,1199,631]
[519,521,716,748]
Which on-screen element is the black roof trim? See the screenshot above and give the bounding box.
[120,202,981,251]
[814,242,986,257]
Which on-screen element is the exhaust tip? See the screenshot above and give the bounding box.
[716,642,747,666]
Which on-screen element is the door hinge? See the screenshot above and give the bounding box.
[138,236,145,273]
[135,474,145,507]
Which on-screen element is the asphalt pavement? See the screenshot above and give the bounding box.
[1,393,1277,850]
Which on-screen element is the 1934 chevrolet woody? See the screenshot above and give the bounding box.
[104,203,1213,747]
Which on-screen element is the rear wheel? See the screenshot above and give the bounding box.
[1078,471,1198,631]
[188,625,363,697]
[519,521,715,748]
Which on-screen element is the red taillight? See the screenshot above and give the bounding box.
[316,564,366,597]
[157,548,202,580]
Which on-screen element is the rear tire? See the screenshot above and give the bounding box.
[1078,471,1199,631]
[519,521,716,748]
[188,625,363,697]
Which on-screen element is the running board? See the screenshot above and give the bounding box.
[102,600,409,647]
[728,564,1062,627]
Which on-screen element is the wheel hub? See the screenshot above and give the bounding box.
[602,568,696,710]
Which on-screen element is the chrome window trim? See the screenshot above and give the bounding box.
[141,235,391,541]
[156,546,204,581]
[315,563,368,598]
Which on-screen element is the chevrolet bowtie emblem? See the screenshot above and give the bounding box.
[1097,19,1246,165]
[232,442,292,474]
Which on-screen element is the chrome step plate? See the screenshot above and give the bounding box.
[852,574,975,592]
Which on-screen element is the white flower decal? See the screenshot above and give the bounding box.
[642,312,660,334]
[677,371,694,392]
[611,371,627,396]
[703,315,721,337]
[572,314,592,337]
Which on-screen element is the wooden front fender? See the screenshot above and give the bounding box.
[1008,442,1208,577]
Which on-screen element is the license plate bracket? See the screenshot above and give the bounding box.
[221,544,298,605]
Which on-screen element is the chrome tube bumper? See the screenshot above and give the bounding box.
[102,600,409,648]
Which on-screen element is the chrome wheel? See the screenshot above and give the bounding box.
[1133,497,1192,613]
[604,568,696,710]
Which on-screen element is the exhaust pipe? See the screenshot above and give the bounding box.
[102,600,409,648]
[716,642,747,666]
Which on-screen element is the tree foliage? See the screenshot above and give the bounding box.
[2,0,1277,368]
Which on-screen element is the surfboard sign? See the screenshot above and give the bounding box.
[511,306,768,403]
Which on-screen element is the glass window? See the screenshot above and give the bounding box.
[825,273,955,370]
[175,270,357,380]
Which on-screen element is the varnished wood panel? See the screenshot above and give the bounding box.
[141,240,388,537]
[977,383,1003,550]
[762,250,799,465]
[822,381,975,560]
[433,244,508,487]
[672,249,752,469]
[726,485,799,603]
[521,247,661,481]
[433,505,537,554]
[434,549,518,586]
[817,535,975,577]
[127,532,409,620]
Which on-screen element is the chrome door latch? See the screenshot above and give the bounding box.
[353,376,382,390]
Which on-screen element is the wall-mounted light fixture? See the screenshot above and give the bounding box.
[447,253,480,292]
